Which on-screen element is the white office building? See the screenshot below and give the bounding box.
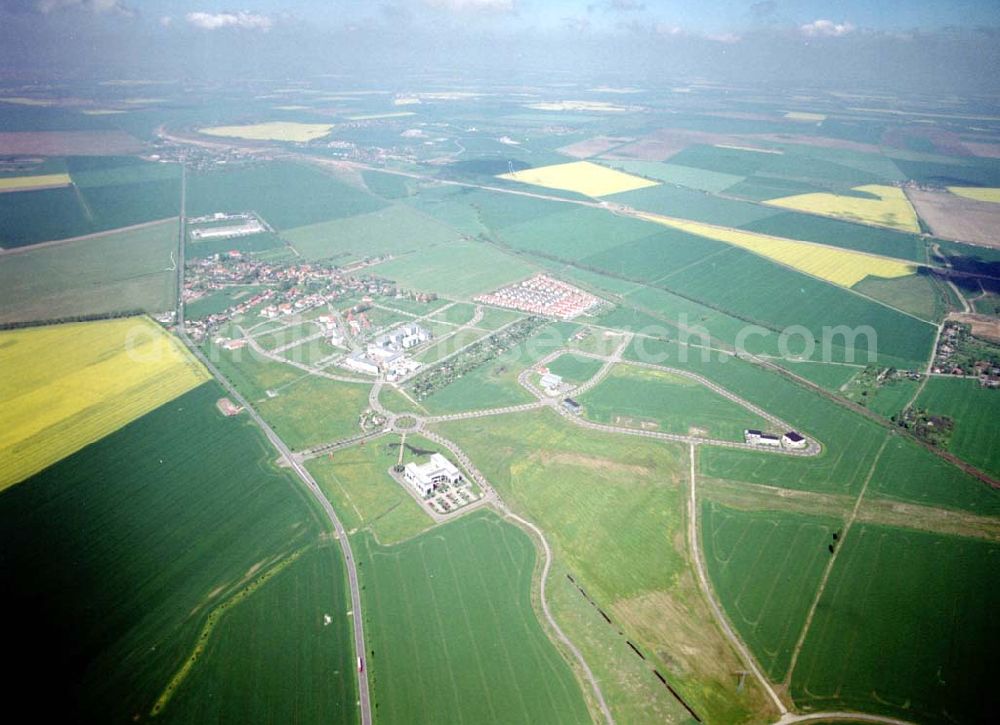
[403,453,463,497]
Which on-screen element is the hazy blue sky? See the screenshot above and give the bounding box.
[1,1,998,91]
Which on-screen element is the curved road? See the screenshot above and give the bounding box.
[180,334,373,725]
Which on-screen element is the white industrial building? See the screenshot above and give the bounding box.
[540,372,563,392]
[744,429,782,447]
[344,352,380,376]
[403,453,463,497]
[782,431,807,449]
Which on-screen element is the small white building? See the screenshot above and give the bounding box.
[745,429,781,447]
[403,453,463,497]
[344,353,379,376]
[540,372,563,391]
[782,431,807,449]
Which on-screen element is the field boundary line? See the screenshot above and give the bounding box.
[783,436,891,686]
[687,443,788,716]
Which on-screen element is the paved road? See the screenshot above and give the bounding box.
[180,335,373,725]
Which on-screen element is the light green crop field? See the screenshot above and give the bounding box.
[701,500,842,680]
[306,434,433,546]
[0,382,355,724]
[206,339,370,450]
[427,301,478,325]
[0,219,178,323]
[768,359,861,391]
[852,272,952,322]
[370,240,539,299]
[604,158,745,192]
[543,352,605,384]
[916,377,1000,478]
[356,511,591,725]
[283,204,460,262]
[433,409,773,723]
[579,364,771,441]
[790,524,997,723]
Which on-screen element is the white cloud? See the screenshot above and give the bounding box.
[36,0,132,15]
[185,11,274,31]
[706,32,741,44]
[423,0,515,12]
[800,19,855,38]
[159,15,172,28]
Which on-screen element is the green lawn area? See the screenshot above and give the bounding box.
[0,382,355,724]
[306,435,433,546]
[356,511,591,725]
[701,500,842,680]
[579,364,772,441]
[206,339,370,450]
[0,219,178,323]
[790,524,998,724]
[433,409,774,723]
[544,352,605,384]
[369,240,539,299]
[916,377,1000,478]
[428,301,478,325]
[283,204,460,262]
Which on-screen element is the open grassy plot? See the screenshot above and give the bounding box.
[769,360,860,391]
[0,317,208,489]
[853,272,952,322]
[790,525,998,723]
[163,544,356,724]
[414,356,537,414]
[764,184,921,233]
[356,511,591,725]
[0,382,354,723]
[947,186,1000,203]
[0,219,179,323]
[0,172,71,192]
[370,241,538,299]
[433,410,774,722]
[915,377,1000,478]
[867,436,1000,515]
[306,435,433,545]
[187,161,385,230]
[199,121,333,142]
[283,203,460,262]
[701,500,842,680]
[206,338,370,450]
[498,160,659,197]
[579,364,771,441]
[544,352,605,384]
[643,214,917,288]
[427,301,477,325]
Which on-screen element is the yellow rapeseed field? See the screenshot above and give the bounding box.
[498,160,659,197]
[0,173,72,193]
[947,186,1000,204]
[199,121,333,142]
[763,184,921,233]
[641,214,917,288]
[0,317,210,491]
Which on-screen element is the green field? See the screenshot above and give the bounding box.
[0,382,355,723]
[185,285,266,319]
[187,161,385,230]
[433,409,773,722]
[867,436,1000,514]
[356,511,591,724]
[206,339,370,450]
[603,158,745,192]
[701,500,842,680]
[915,377,1000,478]
[579,364,771,441]
[544,352,605,384]
[307,435,433,545]
[370,241,538,299]
[0,219,178,323]
[186,231,285,259]
[790,524,998,723]
[853,272,952,321]
[283,204,460,262]
[428,301,478,325]
[768,359,861,391]
[741,213,925,262]
[0,157,181,248]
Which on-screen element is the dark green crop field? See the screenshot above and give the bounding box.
[0,382,355,724]
[357,511,591,725]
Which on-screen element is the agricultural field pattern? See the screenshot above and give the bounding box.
[1,46,999,725]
